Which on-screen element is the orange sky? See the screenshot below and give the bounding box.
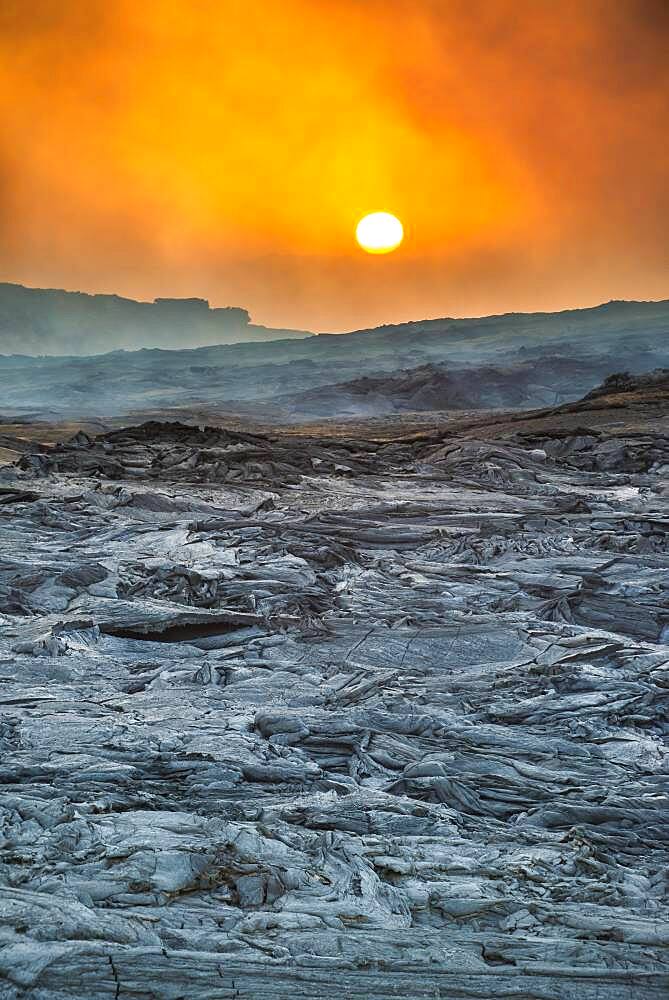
[0,0,667,331]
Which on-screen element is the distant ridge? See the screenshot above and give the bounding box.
[0,282,311,356]
[330,297,669,340]
[0,281,667,360]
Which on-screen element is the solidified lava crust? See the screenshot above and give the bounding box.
[0,381,668,998]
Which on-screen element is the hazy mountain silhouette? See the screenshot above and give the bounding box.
[0,295,667,419]
[0,283,311,355]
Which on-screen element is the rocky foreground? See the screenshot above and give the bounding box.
[0,379,668,998]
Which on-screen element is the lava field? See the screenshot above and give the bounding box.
[0,379,667,998]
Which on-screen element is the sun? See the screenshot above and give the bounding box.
[356,212,404,254]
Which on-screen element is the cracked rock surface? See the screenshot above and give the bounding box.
[0,391,668,998]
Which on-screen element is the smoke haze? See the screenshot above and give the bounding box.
[1,0,667,332]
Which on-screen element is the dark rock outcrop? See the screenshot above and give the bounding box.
[281,356,620,416]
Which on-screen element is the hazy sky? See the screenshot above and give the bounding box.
[1,0,667,331]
